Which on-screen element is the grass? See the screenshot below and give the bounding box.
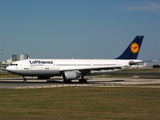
[0,87,160,120]
[0,74,21,78]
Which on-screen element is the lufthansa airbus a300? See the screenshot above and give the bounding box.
[6,36,151,83]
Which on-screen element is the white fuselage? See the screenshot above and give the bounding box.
[6,59,142,77]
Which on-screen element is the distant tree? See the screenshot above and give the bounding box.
[153,64,160,68]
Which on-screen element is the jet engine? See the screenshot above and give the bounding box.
[62,71,81,80]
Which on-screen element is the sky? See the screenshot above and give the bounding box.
[0,0,160,66]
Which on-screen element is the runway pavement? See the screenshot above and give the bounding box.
[0,76,160,89]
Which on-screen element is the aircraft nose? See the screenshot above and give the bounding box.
[6,66,12,72]
[6,66,9,71]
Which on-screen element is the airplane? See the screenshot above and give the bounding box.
[131,62,146,69]
[6,36,152,83]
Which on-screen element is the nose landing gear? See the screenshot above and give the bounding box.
[22,76,27,83]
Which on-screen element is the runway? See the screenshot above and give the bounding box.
[0,76,160,89]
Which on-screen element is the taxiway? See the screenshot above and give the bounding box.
[0,76,160,89]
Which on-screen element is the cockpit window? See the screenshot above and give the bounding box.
[10,64,18,66]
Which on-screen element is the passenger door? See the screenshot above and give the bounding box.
[24,62,29,70]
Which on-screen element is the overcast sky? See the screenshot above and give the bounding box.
[1,0,160,65]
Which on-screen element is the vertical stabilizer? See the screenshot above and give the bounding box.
[116,36,143,59]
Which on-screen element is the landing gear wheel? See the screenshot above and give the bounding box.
[79,76,87,83]
[23,79,27,83]
[79,79,87,83]
[63,80,72,83]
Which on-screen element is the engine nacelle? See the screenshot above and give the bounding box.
[62,71,81,80]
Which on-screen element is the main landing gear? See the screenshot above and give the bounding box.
[22,76,27,83]
[63,76,87,83]
[79,76,87,83]
[63,80,72,83]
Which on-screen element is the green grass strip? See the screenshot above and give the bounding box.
[0,87,160,120]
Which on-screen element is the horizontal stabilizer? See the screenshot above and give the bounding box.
[129,60,156,65]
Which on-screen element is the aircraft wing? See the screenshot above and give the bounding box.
[60,66,123,72]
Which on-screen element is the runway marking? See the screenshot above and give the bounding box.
[15,84,160,89]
